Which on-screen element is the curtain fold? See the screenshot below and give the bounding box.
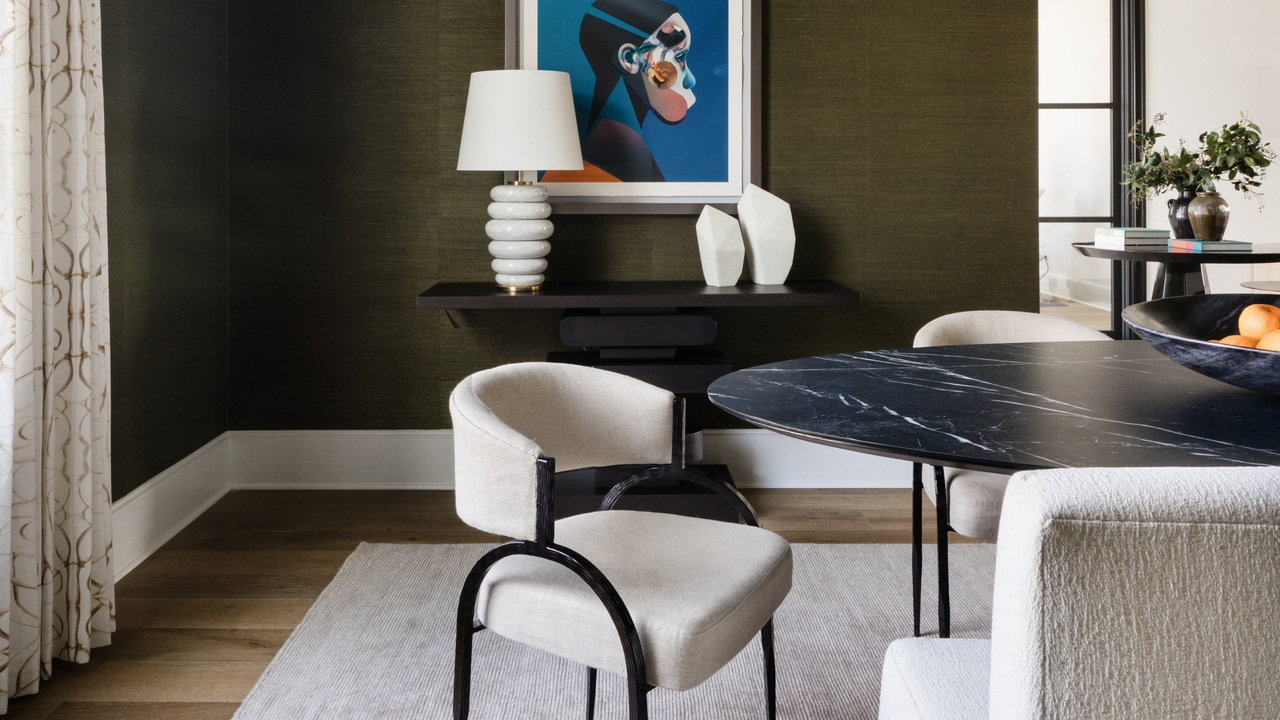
[0,0,114,711]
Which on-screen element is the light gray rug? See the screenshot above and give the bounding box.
[233,543,996,720]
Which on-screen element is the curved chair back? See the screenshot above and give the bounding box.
[914,310,1110,348]
[449,362,675,541]
[990,467,1280,718]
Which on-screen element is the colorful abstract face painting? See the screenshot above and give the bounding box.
[534,0,732,187]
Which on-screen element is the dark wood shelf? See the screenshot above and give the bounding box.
[416,279,860,310]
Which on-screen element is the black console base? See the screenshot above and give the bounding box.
[554,463,740,523]
[546,350,731,394]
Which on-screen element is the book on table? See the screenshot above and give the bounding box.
[1094,228,1171,250]
[1095,232,1173,250]
[1167,239,1253,252]
[1095,227,1173,239]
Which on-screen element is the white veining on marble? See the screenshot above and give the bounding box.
[707,341,1280,471]
[989,399,1280,458]
[883,407,996,452]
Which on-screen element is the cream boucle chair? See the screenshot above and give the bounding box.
[879,466,1280,720]
[450,362,792,720]
[911,311,1110,637]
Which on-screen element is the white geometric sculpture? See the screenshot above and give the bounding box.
[737,184,795,285]
[695,206,745,287]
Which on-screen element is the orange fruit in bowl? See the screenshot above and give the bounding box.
[1238,304,1280,338]
[1257,330,1280,352]
[1219,334,1260,348]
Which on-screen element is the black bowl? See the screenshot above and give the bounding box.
[1123,294,1280,395]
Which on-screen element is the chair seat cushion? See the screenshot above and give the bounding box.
[924,468,1009,541]
[878,638,990,720]
[478,510,792,691]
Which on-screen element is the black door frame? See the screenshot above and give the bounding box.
[1039,0,1145,339]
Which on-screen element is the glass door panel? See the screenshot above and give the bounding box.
[1039,109,1112,218]
[1039,0,1112,104]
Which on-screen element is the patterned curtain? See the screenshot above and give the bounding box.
[0,0,114,711]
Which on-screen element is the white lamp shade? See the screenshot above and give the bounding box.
[457,70,584,172]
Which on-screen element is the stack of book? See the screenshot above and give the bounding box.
[1168,239,1253,252]
[1094,227,1171,250]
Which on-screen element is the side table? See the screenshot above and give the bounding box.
[1073,242,1280,338]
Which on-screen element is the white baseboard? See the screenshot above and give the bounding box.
[701,429,911,488]
[112,432,231,579]
[113,428,911,581]
[230,430,455,490]
[226,428,911,491]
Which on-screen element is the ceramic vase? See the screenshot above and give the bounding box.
[1166,187,1198,239]
[1188,192,1230,241]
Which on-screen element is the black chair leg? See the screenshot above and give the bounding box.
[453,606,478,720]
[627,679,650,720]
[761,618,777,720]
[911,462,922,637]
[585,667,597,720]
[933,465,951,639]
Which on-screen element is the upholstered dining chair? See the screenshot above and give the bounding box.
[911,311,1110,637]
[878,465,1280,720]
[449,362,792,720]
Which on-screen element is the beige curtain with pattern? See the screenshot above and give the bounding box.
[0,0,114,711]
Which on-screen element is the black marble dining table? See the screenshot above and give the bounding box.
[707,340,1280,474]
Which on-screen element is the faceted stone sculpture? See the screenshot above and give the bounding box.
[696,206,745,287]
[737,184,795,285]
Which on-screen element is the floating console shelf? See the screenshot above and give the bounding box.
[418,279,859,392]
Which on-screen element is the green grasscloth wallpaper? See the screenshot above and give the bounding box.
[226,0,1037,432]
[104,0,229,498]
[108,0,1036,496]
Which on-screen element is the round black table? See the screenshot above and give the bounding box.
[708,340,1280,473]
[708,339,1280,638]
[1074,241,1280,300]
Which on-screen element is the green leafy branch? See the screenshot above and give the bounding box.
[1123,112,1276,210]
[1194,113,1275,207]
[1122,114,1200,206]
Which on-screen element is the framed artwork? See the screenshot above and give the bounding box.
[505,0,760,214]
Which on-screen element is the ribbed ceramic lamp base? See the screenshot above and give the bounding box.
[486,183,552,290]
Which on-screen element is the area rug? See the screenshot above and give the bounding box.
[233,543,996,720]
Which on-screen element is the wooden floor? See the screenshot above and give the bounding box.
[1039,297,1112,331]
[5,488,977,720]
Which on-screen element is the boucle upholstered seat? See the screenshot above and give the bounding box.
[451,362,791,720]
[480,510,791,691]
[910,310,1110,637]
[879,466,1280,720]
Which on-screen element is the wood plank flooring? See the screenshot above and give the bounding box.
[3,488,977,719]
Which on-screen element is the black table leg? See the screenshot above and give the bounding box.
[911,462,922,637]
[1154,261,1206,300]
[1117,259,1147,340]
[933,465,950,639]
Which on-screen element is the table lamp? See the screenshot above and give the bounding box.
[457,70,584,291]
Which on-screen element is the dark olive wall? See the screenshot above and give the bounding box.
[222,0,1037,431]
[104,0,229,498]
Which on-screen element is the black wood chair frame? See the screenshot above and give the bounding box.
[454,398,778,720]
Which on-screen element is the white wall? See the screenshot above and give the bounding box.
[1147,2,1280,292]
[1038,0,1113,309]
